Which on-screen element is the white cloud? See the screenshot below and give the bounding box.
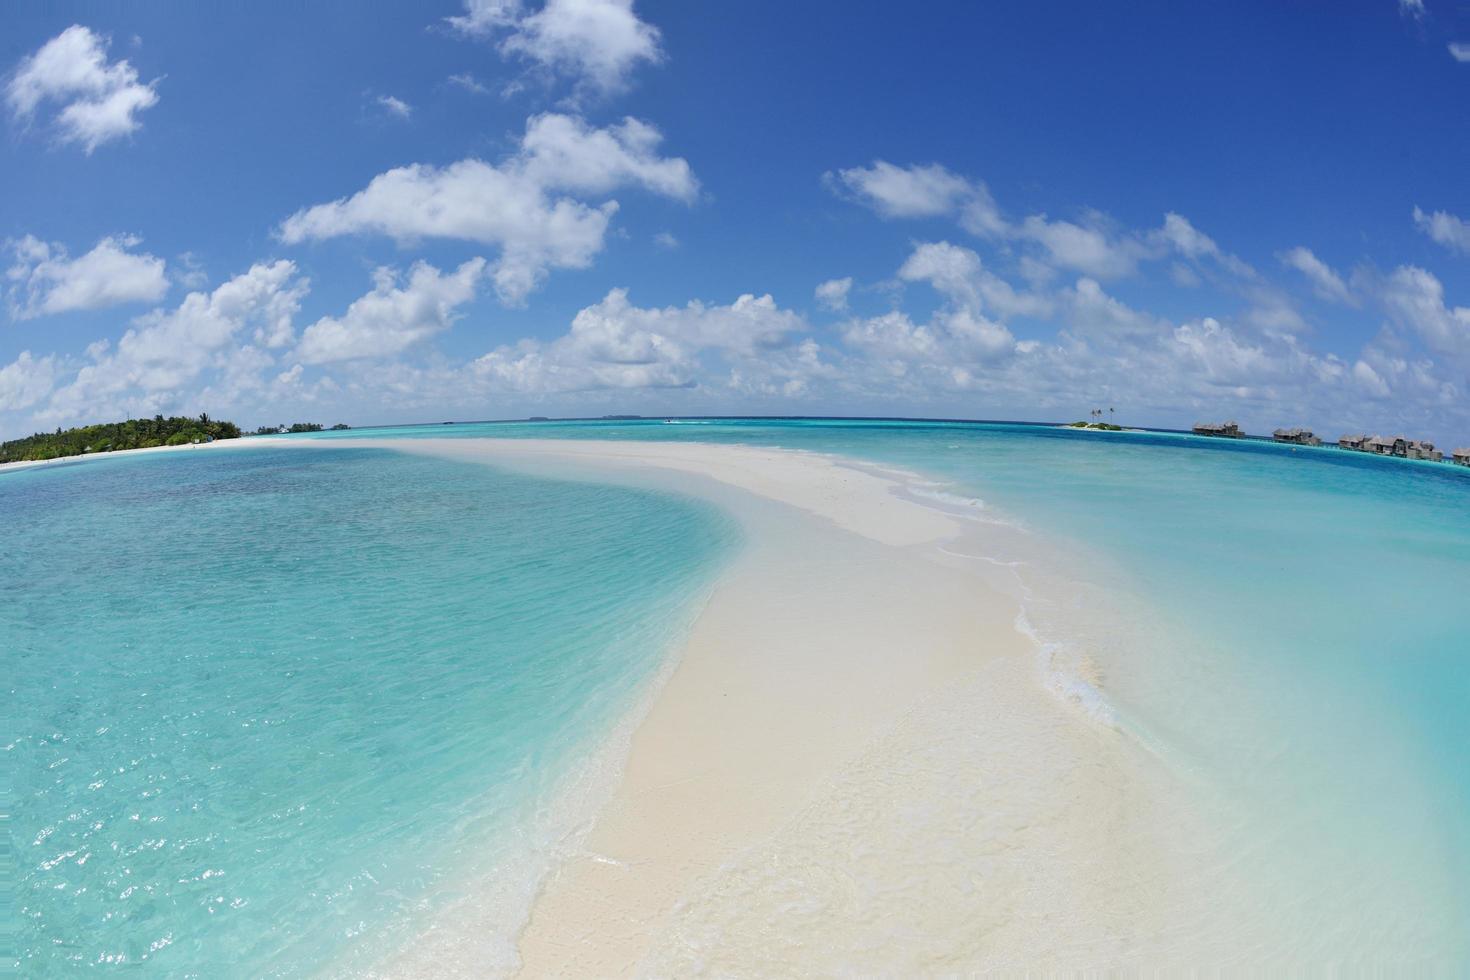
[295,258,487,364]
[1379,265,1470,360]
[41,261,307,423]
[827,162,1006,236]
[1016,213,1147,279]
[1412,206,1470,254]
[841,311,942,368]
[842,243,1020,378]
[1279,246,1353,304]
[12,185,1470,446]
[377,94,412,119]
[473,287,807,393]
[516,113,695,199]
[1399,0,1426,20]
[448,72,491,95]
[652,231,679,249]
[0,352,59,411]
[1450,42,1470,62]
[832,164,1254,282]
[278,113,695,304]
[898,241,1052,318]
[6,235,168,319]
[814,277,852,311]
[1152,212,1255,278]
[1352,358,1391,398]
[1169,316,1277,388]
[448,0,662,96]
[1063,277,1168,338]
[5,25,159,153]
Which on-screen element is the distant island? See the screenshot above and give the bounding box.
[249,423,351,435]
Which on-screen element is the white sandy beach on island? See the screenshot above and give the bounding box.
[243,437,1261,971]
[0,439,228,474]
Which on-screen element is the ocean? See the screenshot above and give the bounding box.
[8,419,1469,970]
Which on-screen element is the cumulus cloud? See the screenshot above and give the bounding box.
[472,287,807,393]
[277,113,696,304]
[898,241,1051,318]
[41,261,307,423]
[1279,246,1353,304]
[6,235,168,319]
[5,25,159,153]
[1378,265,1470,360]
[1412,206,1470,255]
[295,258,487,364]
[832,163,1253,283]
[1450,42,1470,62]
[447,0,662,96]
[827,161,1006,236]
[1016,212,1148,279]
[840,242,1021,382]
[0,352,59,411]
[1063,277,1168,338]
[11,182,1470,446]
[814,276,852,311]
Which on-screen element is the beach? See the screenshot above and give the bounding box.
[247,437,1228,974]
[12,429,1466,973]
[0,439,225,473]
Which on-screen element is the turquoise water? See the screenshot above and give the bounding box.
[8,420,1470,968]
[307,418,1470,961]
[5,446,734,975]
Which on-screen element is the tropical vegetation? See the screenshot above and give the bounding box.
[1,414,241,463]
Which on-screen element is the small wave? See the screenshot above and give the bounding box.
[1014,609,1117,728]
[936,545,1023,568]
[904,485,1026,529]
[911,487,986,510]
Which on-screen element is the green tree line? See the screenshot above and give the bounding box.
[1,414,242,463]
[249,423,352,434]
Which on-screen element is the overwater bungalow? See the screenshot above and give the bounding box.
[1363,435,1409,457]
[1194,421,1242,438]
[1453,448,1470,467]
[1406,440,1442,462]
[1341,433,1452,463]
[1273,427,1321,446]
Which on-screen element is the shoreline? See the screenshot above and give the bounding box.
[0,438,240,474]
[14,432,1461,969]
[256,437,1214,974]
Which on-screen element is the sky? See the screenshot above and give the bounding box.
[2,0,1468,443]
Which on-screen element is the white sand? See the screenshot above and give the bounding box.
[234,437,1248,972]
[0,439,232,474]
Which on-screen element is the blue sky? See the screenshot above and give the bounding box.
[3,0,1468,443]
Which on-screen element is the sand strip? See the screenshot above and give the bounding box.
[237,438,1212,973]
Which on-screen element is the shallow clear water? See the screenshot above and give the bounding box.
[308,417,1470,962]
[5,446,734,975]
[9,419,1470,969]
